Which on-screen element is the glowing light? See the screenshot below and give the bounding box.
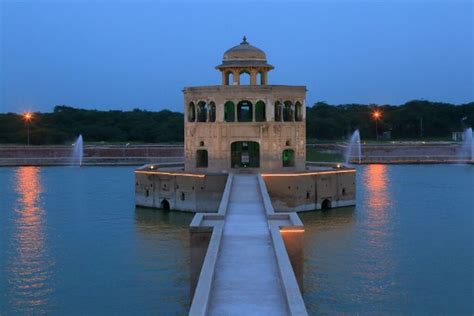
[372,110,382,120]
[280,229,305,233]
[135,170,206,178]
[23,112,33,122]
[262,169,355,177]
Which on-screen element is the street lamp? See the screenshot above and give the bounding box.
[23,112,33,145]
[372,110,382,140]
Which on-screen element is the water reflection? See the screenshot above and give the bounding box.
[9,167,54,313]
[134,207,193,314]
[363,164,390,241]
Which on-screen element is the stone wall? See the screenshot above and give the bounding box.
[135,171,228,212]
[262,170,356,212]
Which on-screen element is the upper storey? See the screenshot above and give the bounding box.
[215,37,274,86]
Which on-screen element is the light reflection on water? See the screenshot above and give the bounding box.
[302,164,474,314]
[9,167,54,314]
[0,165,472,314]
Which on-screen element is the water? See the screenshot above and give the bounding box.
[0,165,473,314]
[72,135,83,166]
[461,127,473,162]
[345,129,361,164]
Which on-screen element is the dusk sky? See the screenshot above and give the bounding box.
[1,0,472,114]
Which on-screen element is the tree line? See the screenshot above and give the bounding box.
[0,101,472,145]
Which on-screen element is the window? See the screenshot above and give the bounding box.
[197,101,207,122]
[282,149,295,167]
[237,100,253,122]
[224,101,235,122]
[283,101,293,122]
[208,102,216,122]
[274,101,282,121]
[196,150,208,168]
[255,101,266,122]
[188,102,195,122]
[295,101,303,121]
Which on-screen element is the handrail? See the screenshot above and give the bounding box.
[189,174,233,315]
[257,174,308,315]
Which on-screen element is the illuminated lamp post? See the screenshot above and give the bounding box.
[23,112,33,145]
[372,110,382,140]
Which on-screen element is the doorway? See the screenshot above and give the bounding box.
[231,141,260,168]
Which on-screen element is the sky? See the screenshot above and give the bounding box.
[0,0,473,114]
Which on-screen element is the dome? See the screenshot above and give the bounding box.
[223,37,267,62]
[216,37,273,70]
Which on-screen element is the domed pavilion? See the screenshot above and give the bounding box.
[184,37,307,173]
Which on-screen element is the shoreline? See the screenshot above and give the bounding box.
[0,143,472,166]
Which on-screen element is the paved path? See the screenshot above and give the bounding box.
[208,174,289,315]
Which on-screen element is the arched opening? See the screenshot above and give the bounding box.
[188,102,196,122]
[295,101,303,121]
[255,101,266,122]
[208,102,216,122]
[224,101,235,122]
[197,101,207,122]
[282,149,295,167]
[274,101,282,122]
[239,71,250,85]
[237,100,253,122]
[196,149,208,168]
[231,141,260,168]
[321,199,331,210]
[283,101,294,122]
[225,71,234,85]
[161,199,170,210]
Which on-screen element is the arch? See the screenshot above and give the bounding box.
[196,149,208,168]
[255,101,266,122]
[282,149,295,167]
[208,102,216,122]
[295,101,303,121]
[225,71,234,85]
[231,141,260,168]
[161,199,170,210]
[188,102,196,122]
[239,71,251,85]
[321,199,331,210]
[274,101,282,122]
[283,101,294,122]
[224,101,235,122]
[196,101,207,122]
[237,100,253,122]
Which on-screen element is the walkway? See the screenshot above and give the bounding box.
[207,174,289,315]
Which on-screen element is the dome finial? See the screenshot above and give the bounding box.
[241,36,248,44]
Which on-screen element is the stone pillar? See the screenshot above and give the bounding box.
[280,229,304,292]
[250,69,257,85]
[252,100,256,122]
[233,69,239,85]
[261,71,267,85]
[221,71,226,85]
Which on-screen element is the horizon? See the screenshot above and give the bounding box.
[1,0,473,114]
[1,99,474,115]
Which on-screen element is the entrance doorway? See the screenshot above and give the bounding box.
[231,141,260,168]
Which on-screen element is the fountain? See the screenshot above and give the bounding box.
[72,134,84,166]
[345,129,362,165]
[461,127,473,162]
